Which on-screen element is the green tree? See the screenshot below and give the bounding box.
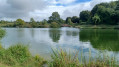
[49,12,61,23]
[30,18,35,23]
[92,14,101,25]
[115,0,119,11]
[42,19,48,25]
[30,18,37,27]
[71,16,79,23]
[91,4,115,25]
[0,29,5,39]
[67,18,73,25]
[15,19,25,27]
[66,17,72,24]
[79,10,90,22]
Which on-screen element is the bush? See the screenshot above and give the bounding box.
[0,29,6,39]
[50,22,60,28]
[0,44,46,67]
[7,44,31,63]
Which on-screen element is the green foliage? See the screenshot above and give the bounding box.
[50,22,60,28]
[92,14,101,25]
[49,12,61,23]
[7,44,31,63]
[30,18,38,28]
[15,19,25,27]
[0,44,46,67]
[80,10,90,22]
[49,49,79,67]
[30,18,35,23]
[115,0,119,11]
[67,18,73,25]
[71,16,79,23]
[90,1,119,25]
[0,29,6,39]
[49,49,118,67]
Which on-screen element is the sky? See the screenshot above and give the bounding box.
[0,0,117,21]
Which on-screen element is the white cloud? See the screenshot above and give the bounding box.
[57,0,76,4]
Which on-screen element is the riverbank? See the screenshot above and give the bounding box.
[0,44,118,67]
[1,22,119,29]
[75,25,119,29]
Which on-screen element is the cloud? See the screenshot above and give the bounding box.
[0,0,47,20]
[57,0,76,4]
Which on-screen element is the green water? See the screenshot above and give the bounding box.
[1,28,119,60]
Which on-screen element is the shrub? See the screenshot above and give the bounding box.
[0,29,6,39]
[49,49,118,67]
[50,22,60,28]
[7,44,31,63]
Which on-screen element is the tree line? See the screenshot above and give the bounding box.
[0,0,119,28]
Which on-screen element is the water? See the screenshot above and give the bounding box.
[1,27,119,60]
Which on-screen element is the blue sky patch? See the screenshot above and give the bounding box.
[56,0,91,6]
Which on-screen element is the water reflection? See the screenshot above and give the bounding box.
[49,28,61,43]
[30,28,35,38]
[79,29,119,51]
[66,31,78,36]
[17,28,25,37]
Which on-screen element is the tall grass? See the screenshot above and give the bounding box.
[0,44,47,67]
[0,28,6,39]
[49,48,118,67]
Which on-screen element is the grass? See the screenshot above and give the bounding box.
[49,48,118,67]
[0,28,6,39]
[0,43,47,67]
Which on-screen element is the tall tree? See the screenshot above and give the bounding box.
[30,18,35,23]
[15,19,25,27]
[67,18,73,25]
[79,10,90,22]
[30,18,37,27]
[66,17,72,24]
[115,0,119,11]
[42,19,48,25]
[49,12,61,23]
[71,16,79,23]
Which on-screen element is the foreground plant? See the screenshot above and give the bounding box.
[49,48,118,67]
[0,44,47,67]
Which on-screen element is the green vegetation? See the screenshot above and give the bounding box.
[0,44,46,67]
[0,44,118,67]
[14,19,25,27]
[0,1,119,28]
[50,22,60,28]
[0,29,6,39]
[49,49,118,67]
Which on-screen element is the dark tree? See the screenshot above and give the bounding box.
[71,16,79,23]
[115,0,119,11]
[66,17,72,24]
[49,12,61,23]
[79,10,90,22]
